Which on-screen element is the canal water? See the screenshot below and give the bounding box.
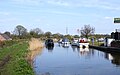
[33,43,120,75]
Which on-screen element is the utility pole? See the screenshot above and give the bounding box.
[66,27,68,35]
[77,29,80,37]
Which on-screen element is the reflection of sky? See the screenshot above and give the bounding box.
[34,43,120,75]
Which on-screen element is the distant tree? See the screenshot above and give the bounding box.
[30,28,43,35]
[44,32,52,38]
[52,33,62,39]
[52,34,59,38]
[80,25,95,39]
[73,35,80,38]
[4,31,11,36]
[30,30,36,36]
[91,34,110,39]
[64,34,72,40]
[13,25,27,38]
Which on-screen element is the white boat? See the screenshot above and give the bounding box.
[58,39,63,44]
[77,38,89,48]
[71,38,78,46]
[62,38,70,47]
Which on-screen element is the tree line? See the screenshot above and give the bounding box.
[2,24,110,40]
[11,25,63,40]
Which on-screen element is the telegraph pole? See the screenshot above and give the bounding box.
[66,27,68,35]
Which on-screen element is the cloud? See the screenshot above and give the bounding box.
[104,17,113,20]
[47,0,70,6]
[11,0,70,6]
[49,11,82,16]
[34,19,42,22]
[9,0,120,11]
[44,0,120,11]
[11,0,42,5]
[0,18,18,23]
[70,0,120,11]
[96,1,120,11]
[0,12,10,16]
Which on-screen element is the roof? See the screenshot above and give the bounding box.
[0,34,12,40]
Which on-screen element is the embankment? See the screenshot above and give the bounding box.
[0,41,34,75]
[0,38,44,75]
[27,38,44,66]
[89,45,120,53]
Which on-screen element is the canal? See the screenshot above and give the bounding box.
[33,43,120,75]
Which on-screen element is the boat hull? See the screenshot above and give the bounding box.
[77,43,89,48]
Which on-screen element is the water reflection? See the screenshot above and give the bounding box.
[45,46,54,52]
[58,43,69,48]
[105,53,120,66]
[71,46,95,57]
[46,46,54,50]
[62,45,69,48]
[71,46,120,66]
[34,43,120,75]
[28,47,43,66]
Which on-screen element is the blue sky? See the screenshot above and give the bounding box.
[0,0,120,35]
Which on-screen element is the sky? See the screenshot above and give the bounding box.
[0,0,120,35]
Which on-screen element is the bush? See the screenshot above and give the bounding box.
[0,40,20,48]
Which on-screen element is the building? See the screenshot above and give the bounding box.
[111,29,120,40]
[0,34,12,41]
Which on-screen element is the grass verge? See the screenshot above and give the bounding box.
[0,41,34,75]
[88,41,104,46]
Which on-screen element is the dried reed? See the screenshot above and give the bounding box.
[27,38,44,66]
[29,38,44,50]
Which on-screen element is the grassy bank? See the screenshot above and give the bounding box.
[0,41,34,75]
[88,41,104,46]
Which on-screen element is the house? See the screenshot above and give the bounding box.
[0,34,6,41]
[0,34,12,41]
[111,29,120,40]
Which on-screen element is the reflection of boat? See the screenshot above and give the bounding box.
[71,38,78,46]
[46,45,54,50]
[45,39,54,47]
[79,48,89,56]
[80,48,89,52]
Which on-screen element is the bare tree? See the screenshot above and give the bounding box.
[80,25,95,38]
[4,31,11,36]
